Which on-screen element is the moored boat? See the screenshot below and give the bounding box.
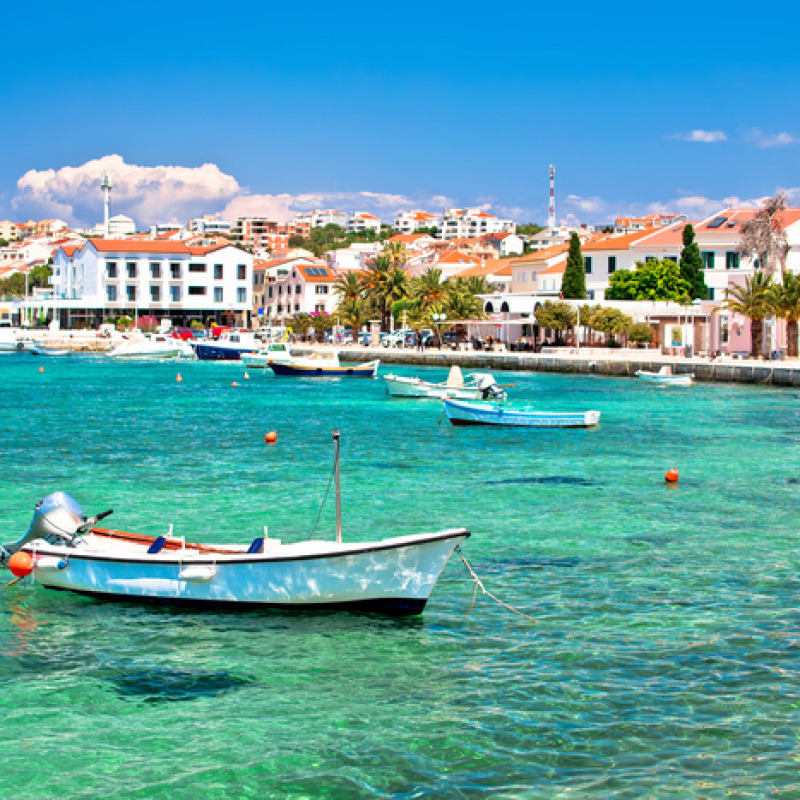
[443,398,601,428]
[636,366,693,385]
[268,350,379,377]
[240,342,295,369]
[2,434,468,615]
[384,365,506,400]
[193,329,261,361]
[106,333,186,360]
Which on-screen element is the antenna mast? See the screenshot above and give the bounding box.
[548,165,555,229]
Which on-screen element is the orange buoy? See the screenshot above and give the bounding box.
[38,366,44,373]
[665,468,679,483]
[244,371,250,380]
[8,551,34,578]
[231,381,239,387]
[265,431,278,444]
[176,373,183,383]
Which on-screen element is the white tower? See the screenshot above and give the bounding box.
[100,173,112,236]
[548,165,555,229]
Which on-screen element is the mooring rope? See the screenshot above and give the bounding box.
[307,461,337,539]
[456,546,536,622]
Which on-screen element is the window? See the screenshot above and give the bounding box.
[268,287,273,299]
[150,285,160,301]
[666,255,678,263]
[214,264,223,280]
[170,286,181,302]
[126,285,137,302]
[725,251,740,270]
[188,263,206,273]
[645,256,656,263]
[707,287,715,300]
[720,316,729,343]
[126,262,137,279]
[584,256,592,274]
[237,288,246,303]
[150,262,161,279]
[188,286,206,296]
[214,287,223,303]
[170,262,181,279]
[106,285,117,301]
[315,286,328,294]
[314,304,324,312]
[295,303,300,311]
[587,290,595,300]
[702,251,715,270]
[237,264,246,280]
[106,261,118,279]
[608,256,616,274]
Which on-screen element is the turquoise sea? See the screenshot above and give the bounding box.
[2,353,800,799]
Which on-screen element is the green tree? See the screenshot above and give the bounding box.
[412,268,446,310]
[561,233,586,299]
[336,297,374,334]
[333,271,363,303]
[768,271,800,356]
[724,272,773,357]
[679,225,707,300]
[591,307,633,346]
[606,259,691,302]
[535,300,576,344]
[287,312,314,340]
[628,322,655,346]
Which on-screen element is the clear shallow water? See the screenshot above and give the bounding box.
[2,354,800,798]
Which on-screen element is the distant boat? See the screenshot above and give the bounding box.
[106,333,185,360]
[268,350,379,378]
[30,346,71,356]
[2,433,468,616]
[240,343,295,369]
[193,330,261,361]
[443,398,601,428]
[636,366,693,385]
[384,365,506,400]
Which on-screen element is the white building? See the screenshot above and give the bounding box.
[394,210,439,234]
[327,243,380,272]
[346,212,381,235]
[440,208,515,240]
[51,238,254,328]
[294,209,348,229]
[267,262,339,325]
[188,216,232,236]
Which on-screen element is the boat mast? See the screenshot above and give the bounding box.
[333,430,342,543]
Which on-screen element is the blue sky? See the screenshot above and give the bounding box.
[2,0,799,229]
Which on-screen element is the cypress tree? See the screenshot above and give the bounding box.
[679,224,707,300]
[561,232,586,299]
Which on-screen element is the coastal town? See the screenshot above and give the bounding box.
[1,174,798,362]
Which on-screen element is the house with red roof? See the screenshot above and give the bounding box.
[346,212,381,235]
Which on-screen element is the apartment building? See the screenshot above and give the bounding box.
[394,210,439,234]
[265,262,338,325]
[440,208,515,240]
[346,212,381,235]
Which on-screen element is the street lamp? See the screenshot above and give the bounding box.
[433,312,446,349]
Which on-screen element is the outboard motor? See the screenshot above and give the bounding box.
[2,492,85,558]
[477,374,505,400]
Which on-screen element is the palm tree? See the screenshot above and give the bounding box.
[413,268,446,310]
[333,271,363,303]
[769,271,800,357]
[337,297,374,335]
[383,240,408,269]
[724,272,774,357]
[361,256,408,331]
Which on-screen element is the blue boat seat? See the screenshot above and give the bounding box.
[247,537,264,554]
[147,536,167,554]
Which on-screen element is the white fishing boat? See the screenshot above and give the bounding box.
[636,366,693,385]
[193,329,262,361]
[240,343,295,369]
[384,366,506,400]
[268,350,380,378]
[2,434,468,615]
[106,333,186,360]
[443,398,601,428]
[30,345,71,356]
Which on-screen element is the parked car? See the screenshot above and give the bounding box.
[382,329,416,348]
[325,330,353,345]
[170,327,194,341]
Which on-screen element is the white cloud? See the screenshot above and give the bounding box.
[564,194,607,215]
[671,130,728,143]
[745,128,799,148]
[13,155,241,229]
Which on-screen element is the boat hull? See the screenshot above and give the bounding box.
[193,343,257,361]
[269,360,379,377]
[23,529,468,616]
[636,371,693,385]
[444,399,600,428]
[384,375,483,400]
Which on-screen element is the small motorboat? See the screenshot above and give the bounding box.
[193,329,261,361]
[443,398,600,428]
[106,333,186,360]
[2,434,468,616]
[30,345,71,356]
[384,365,507,400]
[636,366,693,385]
[240,343,295,369]
[268,350,380,378]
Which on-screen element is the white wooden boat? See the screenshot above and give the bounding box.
[443,398,600,428]
[30,346,71,356]
[106,333,185,360]
[269,350,380,378]
[384,366,506,400]
[3,435,467,615]
[636,366,693,385]
[240,343,295,369]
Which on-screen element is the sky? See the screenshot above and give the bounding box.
[2,0,799,230]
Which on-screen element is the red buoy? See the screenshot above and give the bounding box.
[265,431,277,444]
[665,468,679,483]
[8,551,34,578]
